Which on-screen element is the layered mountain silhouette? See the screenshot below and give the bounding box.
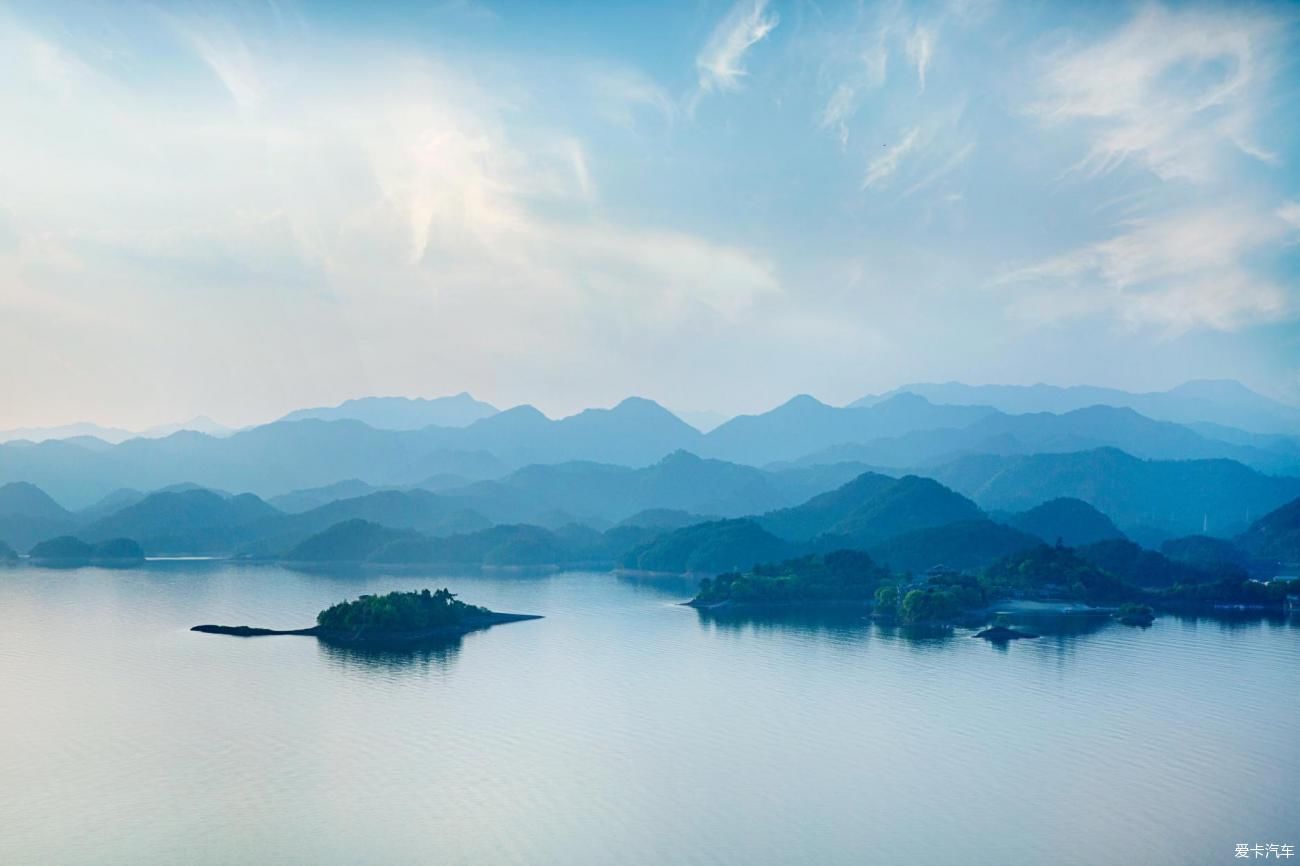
[6,460,1299,585]
[931,448,1300,544]
[786,405,1298,473]
[698,393,995,466]
[0,481,77,551]
[622,473,1000,575]
[3,387,1298,509]
[79,489,280,555]
[2,381,1297,578]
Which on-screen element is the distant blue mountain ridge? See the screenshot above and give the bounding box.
[854,379,1300,436]
[0,383,1294,519]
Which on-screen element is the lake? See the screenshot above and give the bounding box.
[1,563,1296,865]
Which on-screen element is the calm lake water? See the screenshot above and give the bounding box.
[1,563,1297,866]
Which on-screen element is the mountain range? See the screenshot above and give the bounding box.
[0,453,870,557]
[0,415,233,445]
[930,448,1300,544]
[4,456,1298,579]
[1,380,1297,570]
[3,385,1297,510]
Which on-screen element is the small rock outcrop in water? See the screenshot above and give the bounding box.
[973,625,1039,641]
[191,588,540,646]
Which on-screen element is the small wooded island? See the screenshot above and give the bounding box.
[193,588,541,645]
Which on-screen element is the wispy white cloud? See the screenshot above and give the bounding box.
[996,207,1297,332]
[1030,4,1287,183]
[1278,201,1300,233]
[901,140,974,197]
[819,83,856,147]
[816,43,886,147]
[999,4,1300,336]
[905,25,934,92]
[169,16,267,112]
[813,5,954,150]
[587,65,676,127]
[696,0,779,94]
[862,127,920,188]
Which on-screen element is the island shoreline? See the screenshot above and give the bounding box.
[192,611,542,645]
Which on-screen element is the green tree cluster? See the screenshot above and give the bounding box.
[895,570,985,624]
[982,543,1129,604]
[316,588,488,632]
[1156,577,1298,606]
[694,550,889,605]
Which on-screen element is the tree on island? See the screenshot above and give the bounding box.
[316,588,490,632]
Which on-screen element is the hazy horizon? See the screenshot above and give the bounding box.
[5,375,1299,438]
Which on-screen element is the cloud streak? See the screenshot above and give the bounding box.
[862,127,920,188]
[996,207,1297,332]
[696,0,779,94]
[905,25,933,92]
[1031,4,1287,182]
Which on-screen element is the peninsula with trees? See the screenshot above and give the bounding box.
[192,588,541,645]
[687,541,1300,629]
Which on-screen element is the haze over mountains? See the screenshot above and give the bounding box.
[854,380,1300,436]
[278,393,498,430]
[1,380,1298,567]
[0,416,234,445]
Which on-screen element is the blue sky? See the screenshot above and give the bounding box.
[1,0,1298,429]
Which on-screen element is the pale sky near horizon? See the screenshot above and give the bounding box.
[2,0,1299,430]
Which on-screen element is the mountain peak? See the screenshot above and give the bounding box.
[873,391,935,409]
[657,449,704,467]
[0,481,70,518]
[773,394,831,413]
[1166,379,1281,407]
[563,397,693,429]
[612,396,671,414]
[476,404,550,428]
[787,393,825,406]
[280,393,499,430]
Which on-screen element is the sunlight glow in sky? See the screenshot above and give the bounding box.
[1,0,1298,428]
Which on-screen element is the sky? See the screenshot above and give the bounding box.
[1,0,1299,430]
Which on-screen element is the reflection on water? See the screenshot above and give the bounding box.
[0,564,1297,866]
[870,620,956,645]
[613,570,701,597]
[692,605,1122,646]
[692,605,875,639]
[994,611,1113,641]
[317,635,463,673]
[285,561,566,582]
[1173,610,1300,632]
